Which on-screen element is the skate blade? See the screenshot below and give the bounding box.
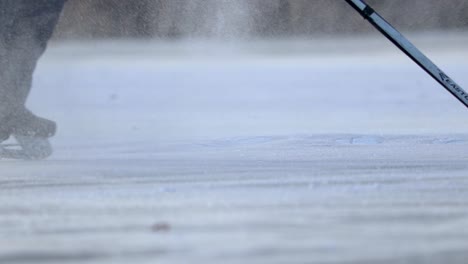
[0,136,53,160]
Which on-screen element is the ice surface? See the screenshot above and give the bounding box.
[1,34,468,263]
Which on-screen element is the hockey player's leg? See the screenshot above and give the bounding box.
[0,0,67,159]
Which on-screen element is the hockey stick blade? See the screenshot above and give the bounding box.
[345,0,468,109]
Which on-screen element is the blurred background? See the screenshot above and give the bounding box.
[55,0,468,39]
[34,0,468,144]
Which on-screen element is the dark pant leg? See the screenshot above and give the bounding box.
[0,0,66,139]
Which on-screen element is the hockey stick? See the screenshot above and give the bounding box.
[345,0,468,109]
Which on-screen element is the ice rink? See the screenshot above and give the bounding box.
[1,33,468,263]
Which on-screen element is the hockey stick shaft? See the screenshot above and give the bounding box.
[345,0,468,109]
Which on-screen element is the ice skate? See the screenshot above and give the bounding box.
[0,109,56,160]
